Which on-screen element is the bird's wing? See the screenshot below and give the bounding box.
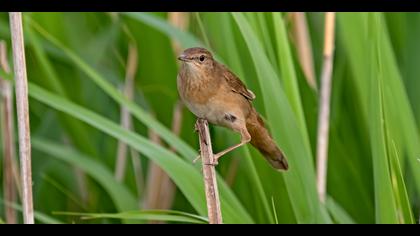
[221,64,256,101]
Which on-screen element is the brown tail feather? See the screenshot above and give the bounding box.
[246,108,289,171]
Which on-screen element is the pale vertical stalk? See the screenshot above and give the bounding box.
[161,101,183,207]
[196,119,223,224]
[143,103,183,221]
[9,12,34,224]
[168,12,189,54]
[0,41,18,224]
[74,167,88,204]
[115,42,139,182]
[143,127,172,223]
[140,12,189,216]
[316,12,336,204]
[143,129,164,211]
[290,12,317,91]
[116,42,144,201]
[144,11,190,212]
[110,12,145,199]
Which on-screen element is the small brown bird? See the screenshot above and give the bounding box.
[177,47,288,170]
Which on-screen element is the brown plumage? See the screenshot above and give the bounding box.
[177,47,288,171]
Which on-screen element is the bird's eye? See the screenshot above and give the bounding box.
[199,55,205,62]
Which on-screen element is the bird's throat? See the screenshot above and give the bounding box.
[179,63,220,105]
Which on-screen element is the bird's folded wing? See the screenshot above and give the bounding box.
[221,64,256,101]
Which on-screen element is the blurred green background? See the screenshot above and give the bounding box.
[0,12,419,224]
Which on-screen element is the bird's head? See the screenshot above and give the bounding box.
[178,47,214,72]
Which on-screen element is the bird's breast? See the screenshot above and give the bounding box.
[177,72,220,120]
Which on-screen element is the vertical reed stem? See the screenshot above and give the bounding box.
[196,119,223,224]
[115,42,139,182]
[9,12,34,224]
[290,12,317,91]
[143,103,182,221]
[0,41,18,224]
[316,12,336,204]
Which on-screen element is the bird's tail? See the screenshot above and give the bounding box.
[246,108,289,171]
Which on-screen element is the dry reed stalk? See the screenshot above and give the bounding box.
[141,12,190,217]
[143,102,183,222]
[160,101,183,207]
[143,129,171,224]
[0,40,18,224]
[109,13,145,199]
[196,119,223,224]
[115,42,139,182]
[168,12,189,54]
[9,12,34,224]
[290,12,318,91]
[143,130,164,211]
[316,12,336,204]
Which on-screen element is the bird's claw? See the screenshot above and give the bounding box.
[193,155,219,166]
[204,159,218,166]
[194,118,203,133]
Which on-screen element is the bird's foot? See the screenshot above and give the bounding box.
[194,118,205,132]
[204,158,219,166]
[205,154,219,166]
[193,154,219,166]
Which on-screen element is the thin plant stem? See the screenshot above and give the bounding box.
[316,12,336,204]
[162,101,183,207]
[109,13,145,201]
[168,12,189,55]
[0,40,18,224]
[142,12,188,216]
[143,102,183,222]
[9,12,34,224]
[196,119,223,224]
[115,42,139,182]
[290,12,317,91]
[143,128,170,224]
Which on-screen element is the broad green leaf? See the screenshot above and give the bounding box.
[326,197,356,224]
[232,12,329,223]
[28,83,254,224]
[271,12,311,151]
[338,12,420,224]
[55,210,208,224]
[31,138,138,213]
[1,201,64,224]
[241,146,275,223]
[122,12,202,49]
[25,25,98,157]
[28,18,197,162]
[389,142,415,224]
[368,13,398,223]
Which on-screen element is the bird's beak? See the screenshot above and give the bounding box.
[177,53,189,62]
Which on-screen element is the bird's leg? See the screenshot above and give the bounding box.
[213,128,251,165]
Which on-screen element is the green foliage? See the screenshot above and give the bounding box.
[55,209,208,224]
[0,12,419,224]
